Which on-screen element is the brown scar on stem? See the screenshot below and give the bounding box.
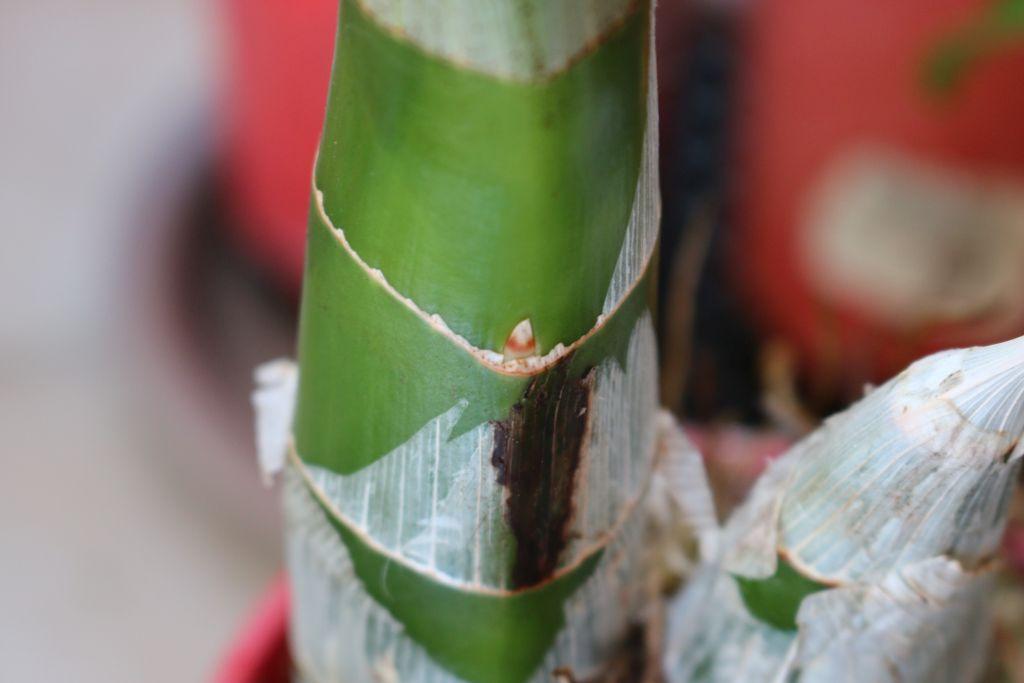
[552,667,579,683]
[939,369,964,392]
[778,547,843,588]
[954,553,1003,576]
[491,355,595,588]
[552,623,649,683]
[1001,437,1020,464]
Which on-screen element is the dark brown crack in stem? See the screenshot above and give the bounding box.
[492,358,595,588]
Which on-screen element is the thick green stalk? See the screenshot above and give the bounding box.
[285,2,660,682]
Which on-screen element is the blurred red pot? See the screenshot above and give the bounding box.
[686,424,788,518]
[731,0,1024,402]
[219,0,337,295]
[213,576,291,683]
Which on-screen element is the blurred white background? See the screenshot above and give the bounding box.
[1,1,280,680]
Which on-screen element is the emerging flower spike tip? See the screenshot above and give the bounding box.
[502,318,537,360]
[665,334,1024,683]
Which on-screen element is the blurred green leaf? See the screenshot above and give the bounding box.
[923,0,1024,96]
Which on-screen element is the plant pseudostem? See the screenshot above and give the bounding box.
[282,2,661,682]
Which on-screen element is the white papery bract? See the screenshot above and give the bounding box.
[667,335,1024,683]
[356,0,636,80]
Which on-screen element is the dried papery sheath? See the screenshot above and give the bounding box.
[252,359,298,484]
[645,412,720,585]
[665,335,1024,682]
[268,1,662,681]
